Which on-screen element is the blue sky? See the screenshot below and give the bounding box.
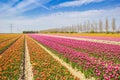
[0,0,120,33]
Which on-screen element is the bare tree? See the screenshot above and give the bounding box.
[80,24,82,32]
[112,18,116,33]
[90,23,94,33]
[117,24,120,33]
[94,22,98,32]
[77,24,80,33]
[96,23,98,32]
[83,22,87,32]
[86,20,90,32]
[71,25,75,32]
[105,18,109,33]
[67,27,71,33]
[99,19,103,33]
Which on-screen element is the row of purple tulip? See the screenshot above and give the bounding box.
[30,34,120,80]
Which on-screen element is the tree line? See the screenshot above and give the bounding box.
[40,18,120,33]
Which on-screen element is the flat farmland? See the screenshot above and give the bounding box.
[0,33,120,80]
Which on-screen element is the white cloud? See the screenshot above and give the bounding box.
[0,7,120,33]
[0,0,19,12]
[0,0,50,16]
[52,0,104,8]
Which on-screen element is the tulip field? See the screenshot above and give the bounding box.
[0,35,24,80]
[0,33,120,80]
[26,35,78,80]
[30,34,120,80]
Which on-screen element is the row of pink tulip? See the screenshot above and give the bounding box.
[30,34,120,80]
[33,35,120,63]
[52,34,120,42]
[76,36,120,42]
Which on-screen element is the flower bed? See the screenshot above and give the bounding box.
[26,35,78,80]
[34,35,120,63]
[0,34,20,43]
[0,35,25,80]
[0,35,21,54]
[30,34,120,80]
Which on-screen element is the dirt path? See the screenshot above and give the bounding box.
[24,40,33,80]
[39,34,120,45]
[32,38,95,80]
[19,39,33,80]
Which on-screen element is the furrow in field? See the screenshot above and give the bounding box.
[24,39,33,80]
